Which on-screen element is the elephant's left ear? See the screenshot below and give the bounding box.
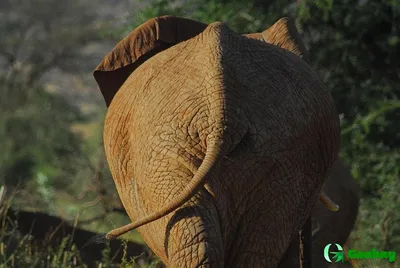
[244,17,310,63]
[93,16,208,107]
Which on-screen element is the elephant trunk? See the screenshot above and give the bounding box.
[106,136,227,240]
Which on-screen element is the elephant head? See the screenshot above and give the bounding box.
[94,16,340,267]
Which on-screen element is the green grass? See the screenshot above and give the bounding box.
[0,237,163,268]
[0,208,163,268]
[0,231,163,268]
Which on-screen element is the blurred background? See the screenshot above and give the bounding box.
[0,0,399,267]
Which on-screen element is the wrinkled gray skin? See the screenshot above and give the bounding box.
[94,16,340,267]
[279,159,361,268]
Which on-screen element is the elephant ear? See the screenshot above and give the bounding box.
[93,15,208,107]
[244,17,310,63]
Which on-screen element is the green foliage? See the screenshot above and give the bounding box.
[297,0,400,119]
[0,0,104,214]
[0,219,157,268]
[132,0,294,33]
[0,0,152,266]
[340,103,400,252]
[0,81,88,200]
[0,231,85,268]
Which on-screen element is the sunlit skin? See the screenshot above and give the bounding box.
[94,16,340,267]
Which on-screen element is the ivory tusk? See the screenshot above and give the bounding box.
[319,191,339,212]
[0,185,6,206]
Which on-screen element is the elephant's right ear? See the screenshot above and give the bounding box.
[93,16,208,107]
[244,17,310,63]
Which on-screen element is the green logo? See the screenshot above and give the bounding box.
[323,243,397,263]
[324,243,345,263]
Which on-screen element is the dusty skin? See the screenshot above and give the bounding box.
[93,16,341,267]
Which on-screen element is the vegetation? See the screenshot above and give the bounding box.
[0,0,398,267]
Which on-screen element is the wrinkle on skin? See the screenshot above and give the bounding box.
[164,192,223,267]
[97,17,340,267]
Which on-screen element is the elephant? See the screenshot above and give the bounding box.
[93,15,341,267]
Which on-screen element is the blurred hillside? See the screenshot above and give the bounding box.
[37,0,140,110]
[0,0,145,243]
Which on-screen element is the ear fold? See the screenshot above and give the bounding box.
[93,16,208,107]
[244,17,310,63]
